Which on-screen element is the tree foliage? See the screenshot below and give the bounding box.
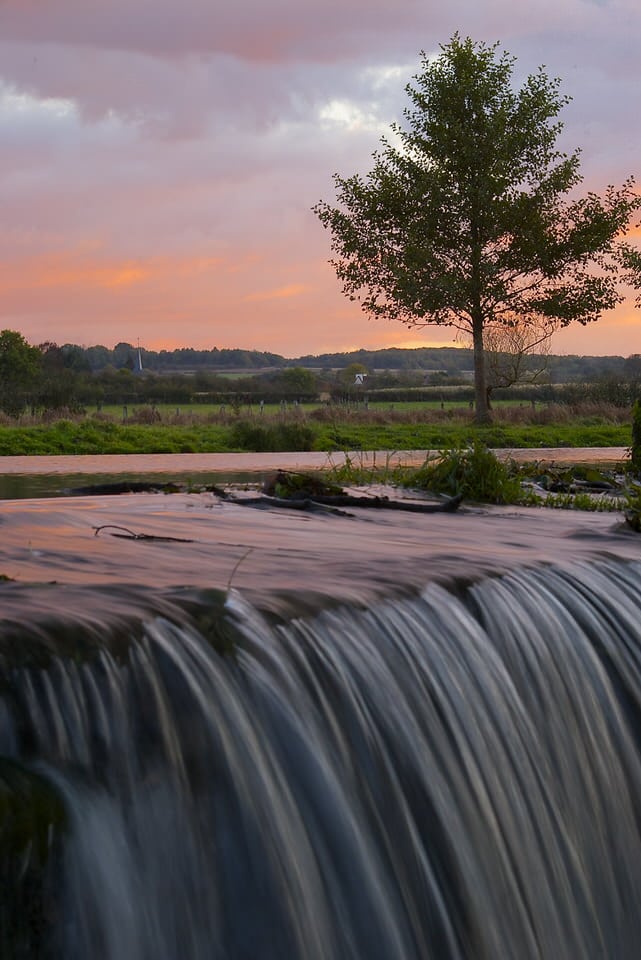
[271,366,319,396]
[0,330,42,416]
[624,354,641,383]
[314,35,641,421]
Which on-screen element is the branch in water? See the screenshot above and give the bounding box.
[93,525,194,543]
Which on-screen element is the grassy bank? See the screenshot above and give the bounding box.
[0,403,633,456]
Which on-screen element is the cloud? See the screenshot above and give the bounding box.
[244,284,309,302]
[0,0,638,356]
[0,0,432,62]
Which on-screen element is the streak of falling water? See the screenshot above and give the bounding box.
[3,558,641,958]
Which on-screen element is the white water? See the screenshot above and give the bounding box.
[3,557,641,958]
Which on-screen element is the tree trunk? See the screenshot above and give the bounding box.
[472,310,491,424]
[469,216,491,424]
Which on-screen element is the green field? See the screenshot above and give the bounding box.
[0,404,632,456]
[98,398,529,419]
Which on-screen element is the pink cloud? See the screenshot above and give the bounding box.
[0,0,638,358]
[0,0,430,61]
[244,284,309,302]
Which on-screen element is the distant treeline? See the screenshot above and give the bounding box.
[2,329,641,417]
[56,341,635,383]
[62,343,285,373]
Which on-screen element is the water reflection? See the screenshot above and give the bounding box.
[0,446,629,503]
[0,472,259,501]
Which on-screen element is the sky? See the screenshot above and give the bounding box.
[0,0,640,358]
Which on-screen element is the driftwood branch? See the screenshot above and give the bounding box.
[227,547,255,591]
[221,496,353,516]
[289,492,463,512]
[219,492,463,514]
[71,481,183,496]
[93,525,194,543]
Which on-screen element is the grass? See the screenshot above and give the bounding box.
[96,398,528,418]
[403,441,524,504]
[0,401,633,456]
[326,443,629,512]
[0,421,230,455]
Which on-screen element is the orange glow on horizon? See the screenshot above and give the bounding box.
[0,251,228,296]
[387,336,461,350]
[0,245,639,357]
[243,283,310,302]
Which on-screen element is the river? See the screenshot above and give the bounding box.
[2,449,641,958]
[0,447,629,499]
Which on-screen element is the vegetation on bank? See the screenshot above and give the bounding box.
[324,442,640,523]
[262,442,641,533]
[631,400,641,474]
[0,402,637,522]
[3,328,641,417]
[0,403,634,456]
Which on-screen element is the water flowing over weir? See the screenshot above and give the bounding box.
[3,558,641,959]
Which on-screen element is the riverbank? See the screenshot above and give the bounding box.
[0,447,630,475]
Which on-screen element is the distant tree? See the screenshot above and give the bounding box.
[624,354,641,382]
[36,341,80,411]
[0,330,42,416]
[113,341,135,370]
[314,35,641,422]
[60,343,91,373]
[38,341,65,370]
[337,362,369,388]
[460,315,557,407]
[84,344,112,371]
[276,367,319,396]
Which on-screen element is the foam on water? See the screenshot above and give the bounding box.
[3,557,641,958]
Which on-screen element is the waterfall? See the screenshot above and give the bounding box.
[2,558,641,959]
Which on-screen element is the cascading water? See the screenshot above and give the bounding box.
[3,558,641,959]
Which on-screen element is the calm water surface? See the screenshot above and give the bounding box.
[0,448,628,499]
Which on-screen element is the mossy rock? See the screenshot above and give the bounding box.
[262,470,345,500]
[0,758,66,866]
[0,759,66,958]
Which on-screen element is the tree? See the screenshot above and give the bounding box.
[36,342,82,412]
[623,354,641,383]
[459,314,557,407]
[314,35,641,422]
[0,330,42,416]
[113,341,135,370]
[276,366,319,396]
[60,343,91,373]
[338,362,368,387]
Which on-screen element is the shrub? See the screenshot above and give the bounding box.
[624,481,641,531]
[227,419,315,452]
[405,441,523,504]
[631,400,641,477]
[128,406,162,424]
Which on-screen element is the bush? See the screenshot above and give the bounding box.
[227,419,315,452]
[631,400,641,477]
[624,481,641,531]
[128,406,162,424]
[406,441,523,504]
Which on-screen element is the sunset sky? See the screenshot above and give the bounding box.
[0,0,640,358]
